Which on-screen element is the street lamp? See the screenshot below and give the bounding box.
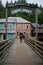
[5,7,8,39]
[15,18,17,35]
[35,8,41,40]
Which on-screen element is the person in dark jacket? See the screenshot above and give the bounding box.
[19,33,23,43]
[22,34,25,40]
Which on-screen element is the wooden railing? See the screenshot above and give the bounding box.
[0,38,15,64]
[25,38,43,59]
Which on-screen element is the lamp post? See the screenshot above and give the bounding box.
[5,7,8,39]
[35,8,38,40]
[35,8,41,40]
[15,18,17,35]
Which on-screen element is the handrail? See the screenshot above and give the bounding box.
[0,37,16,64]
[30,38,43,45]
[25,38,43,60]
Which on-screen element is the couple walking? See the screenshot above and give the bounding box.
[19,33,25,43]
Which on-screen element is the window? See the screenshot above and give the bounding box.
[10,24,12,29]
[24,24,28,29]
[7,23,15,29]
[27,25,28,28]
[7,33,14,39]
[0,23,4,29]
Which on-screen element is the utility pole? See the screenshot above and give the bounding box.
[5,7,8,39]
[15,19,17,35]
[35,8,41,40]
[35,8,38,40]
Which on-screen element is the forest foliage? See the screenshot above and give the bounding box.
[0,0,43,24]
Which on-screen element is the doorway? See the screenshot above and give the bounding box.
[3,34,6,40]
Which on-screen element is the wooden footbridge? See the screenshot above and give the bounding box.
[0,37,43,65]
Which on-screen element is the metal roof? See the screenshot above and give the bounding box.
[32,23,43,28]
[0,17,31,23]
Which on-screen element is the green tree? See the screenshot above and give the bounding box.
[38,8,43,24]
[18,0,26,3]
[0,0,5,18]
[21,0,26,3]
[0,1,43,24]
[14,0,16,3]
[11,0,13,4]
[17,0,21,3]
[0,0,4,10]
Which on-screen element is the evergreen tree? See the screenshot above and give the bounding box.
[6,0,9,7]
[0,0,5,18]
[21,0,26,3]
[0,0,1,4]
[18,0,26,3]
[17,0,21,3]
[11,0,13,4]
[38,8,43,24]
[0,0,4,10]
[14,0,16,3]
[0,1,43,24]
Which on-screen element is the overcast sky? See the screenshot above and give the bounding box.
[1,0,43,7]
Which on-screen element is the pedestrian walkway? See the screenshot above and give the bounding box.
[1,39,43,65]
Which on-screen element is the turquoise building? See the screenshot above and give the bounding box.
[0,17,16,40]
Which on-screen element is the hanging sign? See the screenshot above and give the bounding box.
[11,9,32,14]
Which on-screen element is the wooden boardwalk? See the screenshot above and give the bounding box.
[1,39,43,65]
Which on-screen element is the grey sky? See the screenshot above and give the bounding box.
[1,0,43,7]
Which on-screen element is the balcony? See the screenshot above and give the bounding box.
[0,29,16,33]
